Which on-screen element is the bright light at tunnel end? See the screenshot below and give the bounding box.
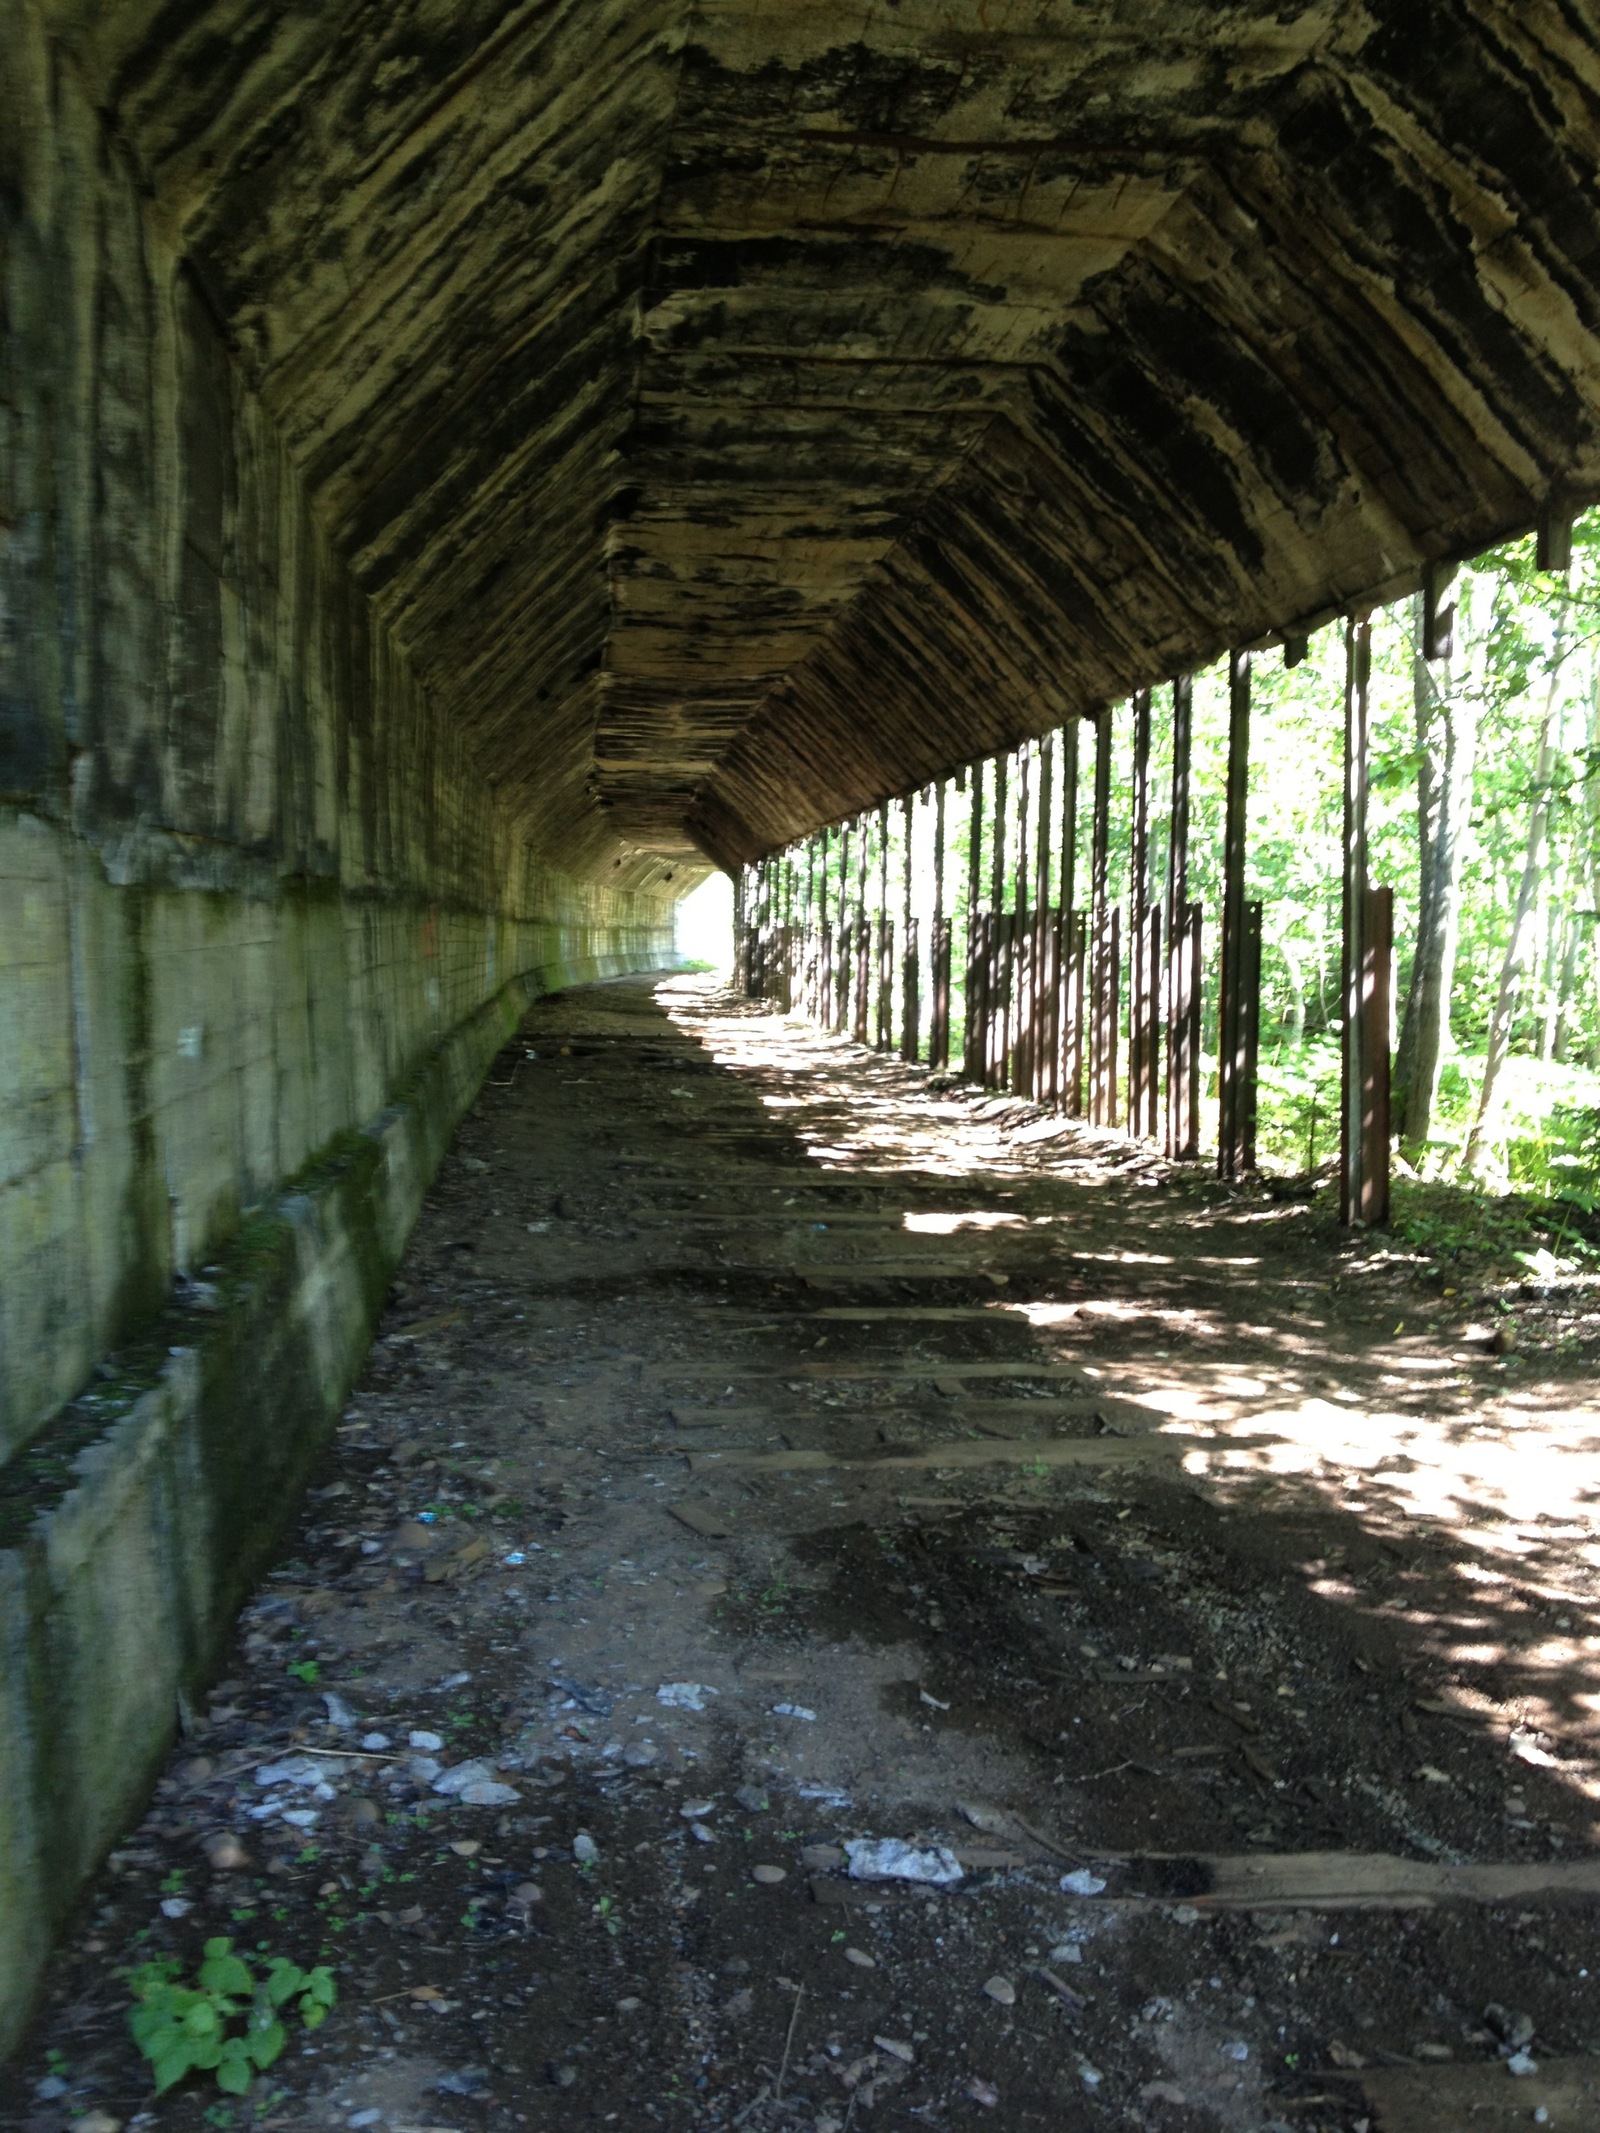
[674,869,734,973]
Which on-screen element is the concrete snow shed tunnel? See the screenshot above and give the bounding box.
[5,0,1600,2070]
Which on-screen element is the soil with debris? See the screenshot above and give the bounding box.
[4,976,1600,2133]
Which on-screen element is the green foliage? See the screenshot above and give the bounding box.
[125,1938,336,2098]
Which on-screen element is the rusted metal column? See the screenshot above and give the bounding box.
[854,813,872,1043]
[1058,720,1081,1114]
[1217,651,1254,1180]
[988,751,1009,1087]
[840,814,853,1032]
[1033,733,1056,1102]
[1164,677,1200,1158]
[900,793,920,1062]
[1128,687,1160,1139]
[1012,742,1033,1095]
[1342,617,1391,1225]
[964,761,987,1082]
[875,801,893,1049]
[930,778,951,1067]
[817,829,832,1027]
[1088,707,1117,1125]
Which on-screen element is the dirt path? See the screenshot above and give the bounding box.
[6,976,1600,2133]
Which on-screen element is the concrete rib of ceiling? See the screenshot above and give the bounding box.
[71,0,1600,872]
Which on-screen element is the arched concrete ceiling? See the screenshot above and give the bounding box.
[57,0,1600,871]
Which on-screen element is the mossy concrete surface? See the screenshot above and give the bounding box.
[0,946,672,2059]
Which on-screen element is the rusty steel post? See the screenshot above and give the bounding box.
[1341,617,1391,1224]
[1087,707,1115,1123]
[1033,733,1055,1102]
[930,777,951,1067]
[875,801,893,1049]
[988,750,1009,1087]
[900,794,920,1062]
[1128,687,1159,1138]
[1058,720,1080,1112]
[1013,741,1033,1095]
[963,760,986,1080]
[1164,676,1198,1157]
[1217,651,1254,1180]
[853,813,871,1043]
[817,828,832,1028]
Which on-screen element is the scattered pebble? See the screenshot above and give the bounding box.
[844,1947,876,1969]
[982,1975,1016,2006]
[409,1730,444,1752]
[573,1832,600,1863]
[751,1864,787,1884]
[801,1844,845,1872]
[874,2035,914,2063]
[964,2077,999,2107]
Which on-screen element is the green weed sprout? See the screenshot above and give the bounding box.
[126,1938,336,2096]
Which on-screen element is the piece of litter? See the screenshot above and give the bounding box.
[503,1552,527,1566]
[964,2077,999,2107]
[255,1756,328,1789]
[771,1703,817,1721]
[920,1689,951,1710]
[657,1682,716,1711]
[874,2036,915,2064]
[1059,1869,1108,1896]
[1220,2039,1249,2063]
[843,1947,876,1968]
[1507,2051,1539,2077]
[1509,1729,1558,1768]
[981,1976,1015,2006]
[322,1692,357,1729]
[846,1838,964,1886]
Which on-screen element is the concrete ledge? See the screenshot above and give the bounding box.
[0,945,674,2057]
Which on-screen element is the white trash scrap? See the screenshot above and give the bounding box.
[845,1838,965,1885]
[657,1681,718,1711]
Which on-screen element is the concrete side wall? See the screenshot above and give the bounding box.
[0,22,679,2050]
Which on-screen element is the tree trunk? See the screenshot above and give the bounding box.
[1462,697,1559,1178]
[1395,595,1478,1159]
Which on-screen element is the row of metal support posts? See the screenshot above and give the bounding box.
[735,614,1400,1224]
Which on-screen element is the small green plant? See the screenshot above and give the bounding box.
[126,1938,336,2097]
[285,1659,320,1686]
